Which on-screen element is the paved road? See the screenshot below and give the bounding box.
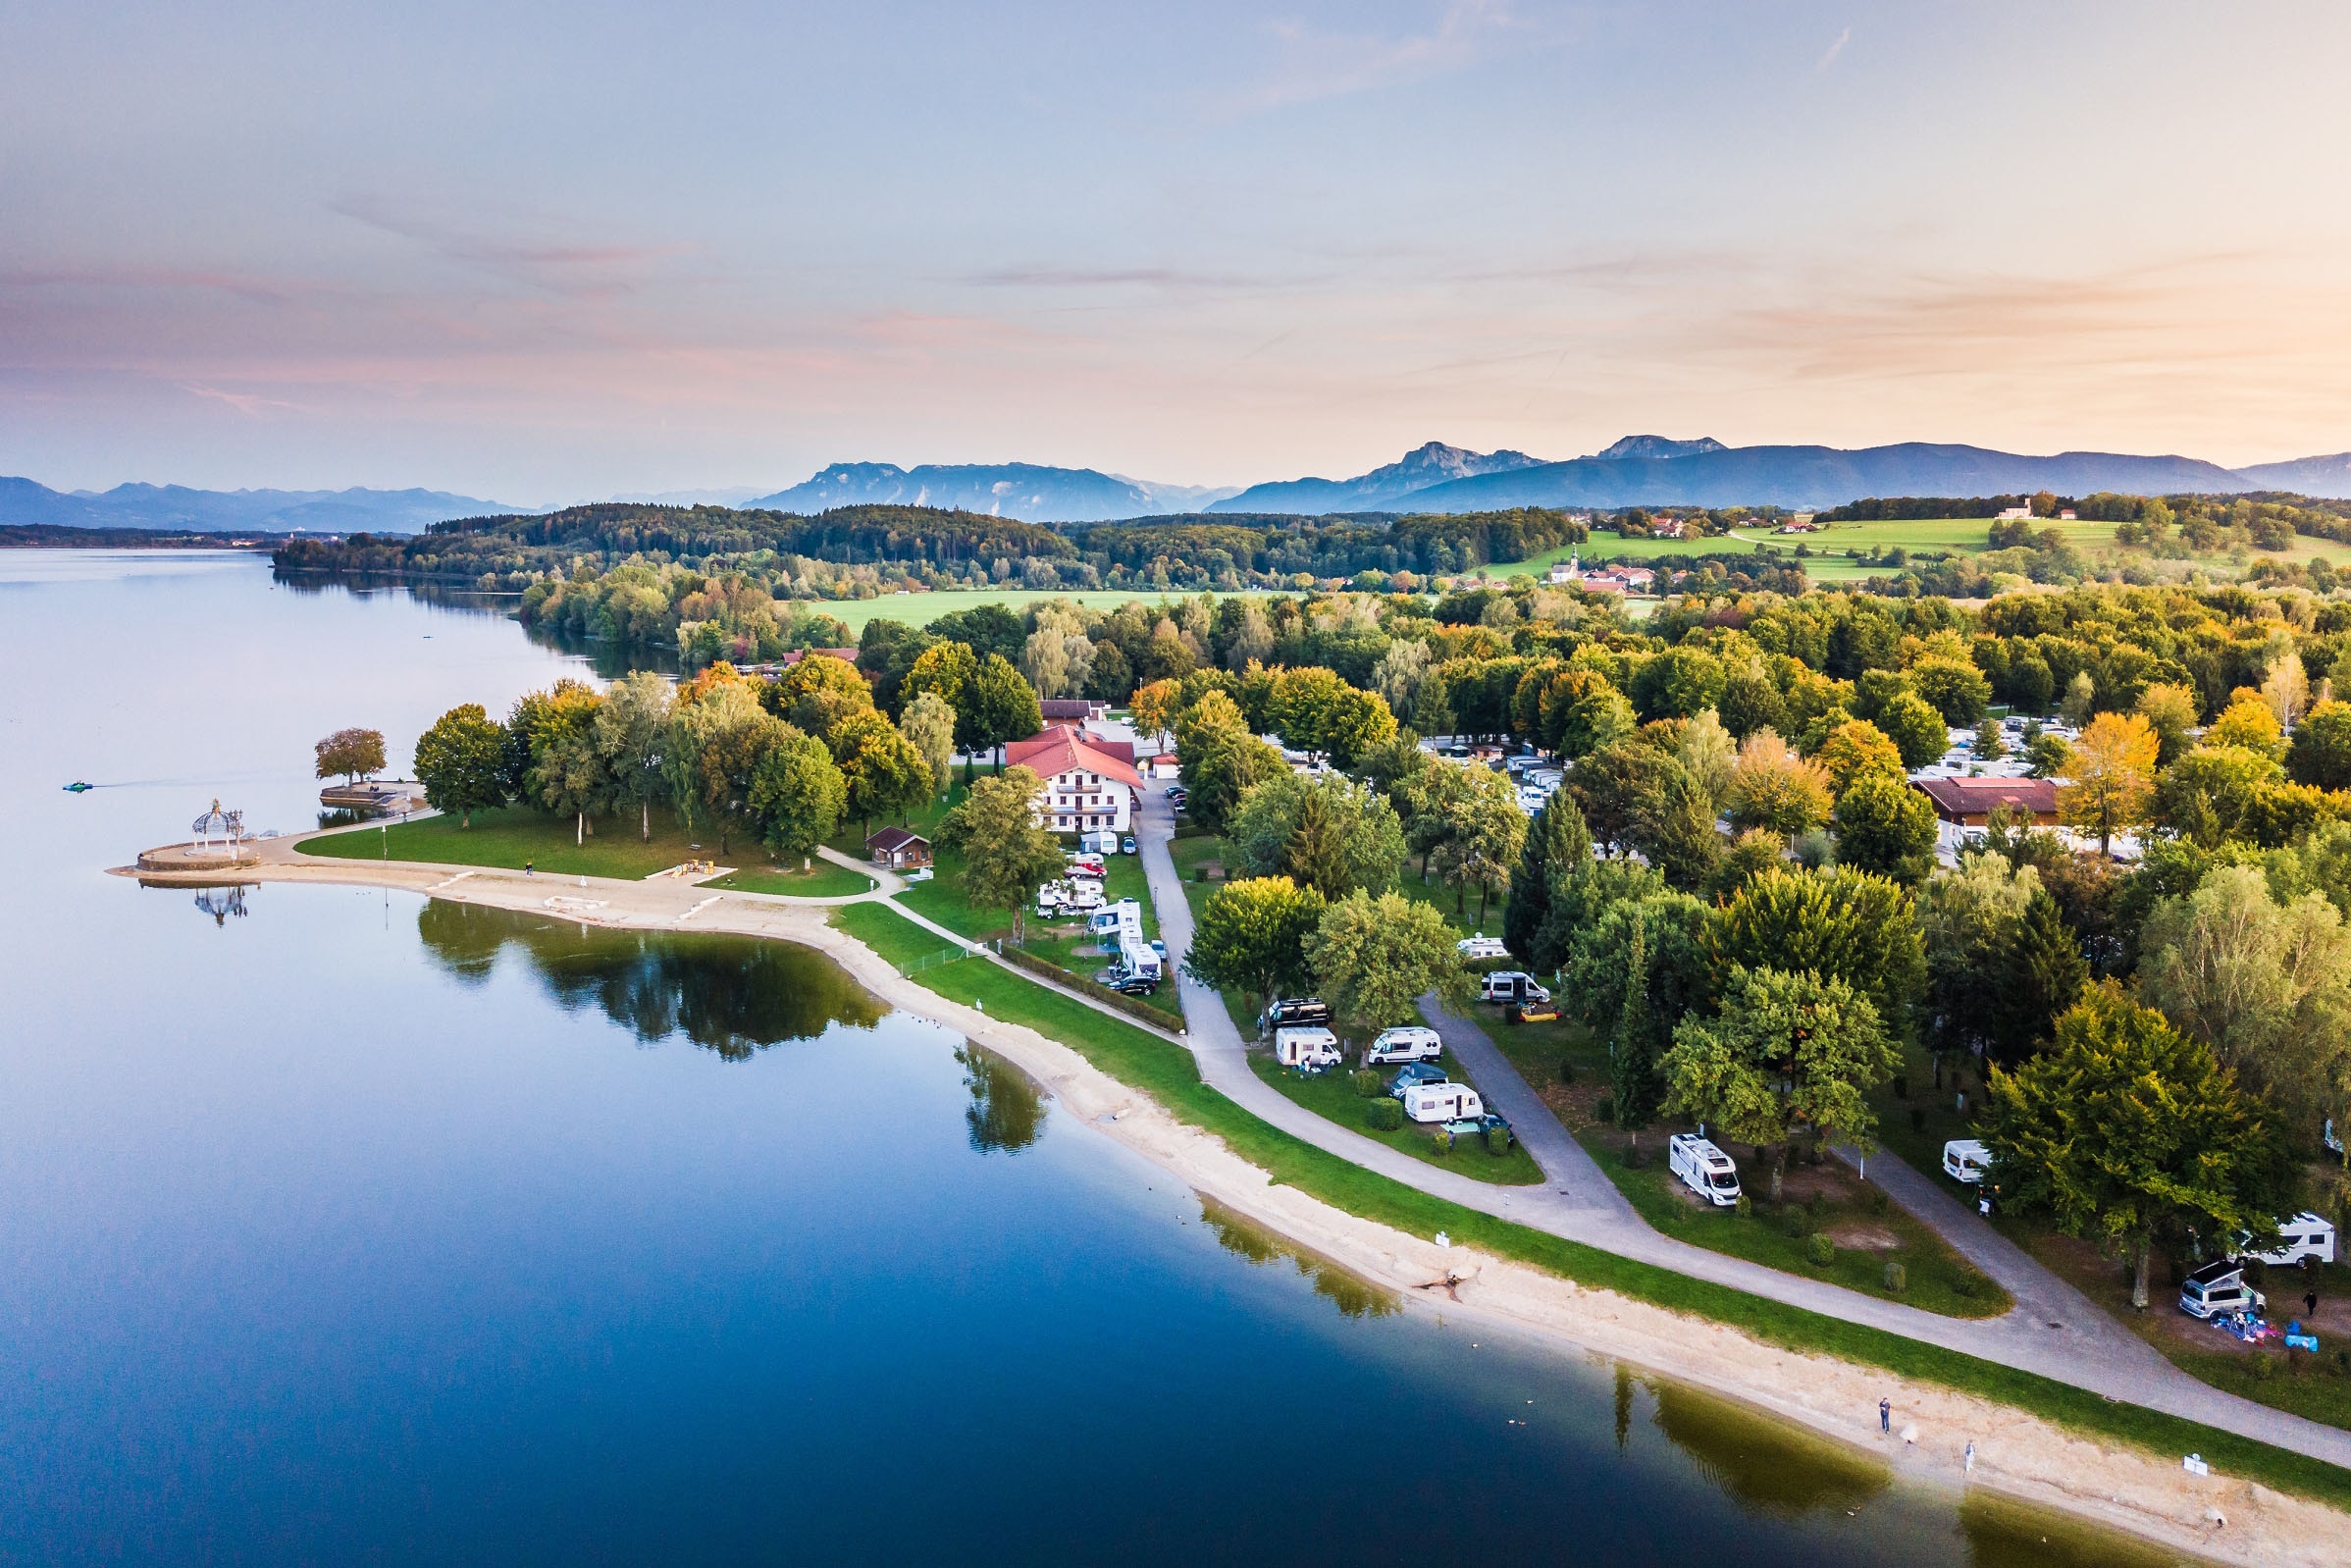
[1131,791,2351,1471]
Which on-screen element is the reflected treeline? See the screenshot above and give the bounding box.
[955,1044,1045,1155]
[270,567,675,679]
[416,900,884,1059]
[1645,1376,1890,1519]
[1198,1199,1398,1320]
[1956,1492,2195,1568]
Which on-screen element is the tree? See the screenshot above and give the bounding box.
[2262,645,2311,732]
[314,728,386,785]
[2061,670,2097,728]
[505,678,601,801]
[899,690,958,797]
[1718,669,1791,741]
[664,682,775,854]
[413,705,509,827]
[1566,891,1709,1135]
[1983,987,2294,1308]
[1503,795,1593,963]
[1876,691,1949,770]
[2286,699,2351,790]
[1916,855,2038,1078]
[1677,708,1737,811]
[596,671,673,840]
[831,710,935,836]
[1908,656,1991,726]
[1427,762,1528,925]
[1177,691,1281,835]
[2207,696,2286,759]
[1268,666,1349,758]
[774,653,873,740]
[1812,719,1905,797]
[1020,627,1071,699]
[1987,888,2090,1065]
[1971,716,2007,761]
[1305,890,1477,1035]
[2137,862,2351,1128]
[531,700,619,845]
[1183,876,1328,1017]
[1727,729,1832,836]
[748,727,847,862]
[936,766,1064,943]
[1556,679,1636,758]
[2134,683,2199,766]
[1708,866,1924,1025]
[1662,965,1901,1205]
[2059,711,2159,856]
[905,641,980,744]
[1831,771,1937,883]
[1129,678,1183,747]
[967,653,1044,768]
[1228,771,1407,901]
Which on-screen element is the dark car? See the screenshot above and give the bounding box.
[1260,997,1332,1031]
[1094,967,1159,996]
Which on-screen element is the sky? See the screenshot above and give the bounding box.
[4,0,2348,501]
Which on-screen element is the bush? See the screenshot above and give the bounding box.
[1594,1095,1616,1124]
[1365,1098,1404,1131]
[1734,1194,1751,1217]
[1349,1069,1384,1098]
[1486,1125,1514,1157]
[1952,1274,1986,1301]
[1864,1186,1891,1216]
[1883,1260,1907,1293]
[1805,1233,1836,1267]
[1432,1128,1453,1156]
[2251,1354,2278,1383]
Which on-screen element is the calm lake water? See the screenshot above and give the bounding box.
[0,550,2188,1563]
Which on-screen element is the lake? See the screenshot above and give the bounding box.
[0,550,2187,1562]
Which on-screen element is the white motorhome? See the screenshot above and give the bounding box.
[1399,1081,1485,1124]
[1080,829,1121,856]
[2233,1213,2338,1267]
[1942,1139,1992,1184]
[1273,1025,1342,1072]
[1364,1025,1443,1067]
[1117,933,1163,984]
[1088,899,1144,939]
[1037,880,1106,916]
[1480,970,1550,1005]
[1669,1133,1742,1206]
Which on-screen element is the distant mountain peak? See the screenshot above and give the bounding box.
[1590,435,1728,461]
[1207,442,1546,514]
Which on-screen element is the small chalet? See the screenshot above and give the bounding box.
[866,826,932,870]
[1910,776,2060,833]
[1147,752,1179,779]
[1005,723,1143,833]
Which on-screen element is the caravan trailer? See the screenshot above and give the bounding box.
[1274,1025,1343,1072]
[1398,1081,1485,1124]
[2233,1213,2338,1267]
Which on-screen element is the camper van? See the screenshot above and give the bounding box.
[1036,880,1106,916]
[1942,1139,1992,1184]
[1260,997,1332,1033]
[1398,1081,1485,1124]
[1080,830,1121,856]
[2179,1262,2266,1321]
[1669,1134,1742,1207]
[1274,1025,1343,1072]
[1480,970,1550,1005]
[1364,1025,1443,1067]
[2232,1213,2338,1268]
[1088,899,1144,939]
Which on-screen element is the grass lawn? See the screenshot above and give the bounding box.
[707,860,876,898]
[823,900,2351,1511]
[1478,1012,2010,1319]
[1248,1051,1544,1185]
[300,804,717,879]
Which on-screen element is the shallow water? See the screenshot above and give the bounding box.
[0,550,2194,1562]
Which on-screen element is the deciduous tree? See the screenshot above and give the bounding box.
[2060,711,2159,856]
[899,690,958,797]
[1183,875,1328,1017]
[413,705,509,827]
[1305,890,1477,1035]
[936,765,1065,943]
[1831,771,1937,884]
[1229,770,1408,901]
[1707,866,1924,1025]
[595,671,673,840]
[749,727,847,862]
[1727,729,1832,836]
[314,728,386,786]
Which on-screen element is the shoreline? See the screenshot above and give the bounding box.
[121,844,2348,1564]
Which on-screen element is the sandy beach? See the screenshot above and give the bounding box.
[124,842,2351,1565]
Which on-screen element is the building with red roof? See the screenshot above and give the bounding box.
[1004,724,1143,834]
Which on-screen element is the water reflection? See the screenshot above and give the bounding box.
[415,900,885,1058]
[190,884,250,925]
[956,1044,1044,1155]
[1646,1376,1891,1519]
[1958,1492,2196,1568]
[1198,1199,1399,1321]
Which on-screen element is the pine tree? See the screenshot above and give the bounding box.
[1505,795,1593,969]
[1989,889,2089,1065]
[1611,908,1663,1139]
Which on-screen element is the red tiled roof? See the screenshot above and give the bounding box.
[866,826,928,852]
[1910,776,2058,819]
[1003,726,1142,789]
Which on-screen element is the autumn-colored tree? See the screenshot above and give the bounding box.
[1811,718,1906,797]
[2059,711,2159,856]
[1727,729,1832,836]
[314,727,386,785]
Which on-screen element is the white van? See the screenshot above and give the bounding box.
[2179,1262,2265,1321]
[2233,1213,2338,1268]
[1942,1139,1992,1184]
[1273,1025,1342,1072]
[1364,1025,1443,1067]
[1399,1081,1485,1124]
[1480,970,1550,1005]
[1669,1133,1742,1207]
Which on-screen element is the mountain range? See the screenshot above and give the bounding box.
[7,436,2349,536]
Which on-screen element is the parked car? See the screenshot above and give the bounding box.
[1387,1062,1450,1096]
[1260,997,1332,1032]
[2179,1262,2266,1321]
[1480,970,1550,1005]
[1364,1025,1443,1066]
[1941,1139,1992,1184]
[1274,1025,1343,1072]
[1456,935,1509,960]
[1668,1133,1742,1207]
[1122,835,1137,855]
[1094,967,1159,996]
[2230,1213,2338,1267]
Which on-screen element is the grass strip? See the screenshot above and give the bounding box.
[830,901,2351,1510]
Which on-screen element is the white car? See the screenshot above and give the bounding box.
[1364,1025,1443,1066]
[1456,935,1509,960]
[1942,1139,1991,1184]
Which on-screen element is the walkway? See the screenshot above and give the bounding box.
[1130,791,2351,1471]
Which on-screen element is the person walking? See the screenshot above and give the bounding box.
[1879,1398,1891,1435]
[525,861,534,877]
[2308,1287,2321,1321]
[1963,1440,1976,1474]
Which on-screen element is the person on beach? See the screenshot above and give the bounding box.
[1963,1441,1975,1474]
[525,861,534,876]
[1879,1398,1890,1434]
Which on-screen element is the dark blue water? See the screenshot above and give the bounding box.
[0,552,2182,1563]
